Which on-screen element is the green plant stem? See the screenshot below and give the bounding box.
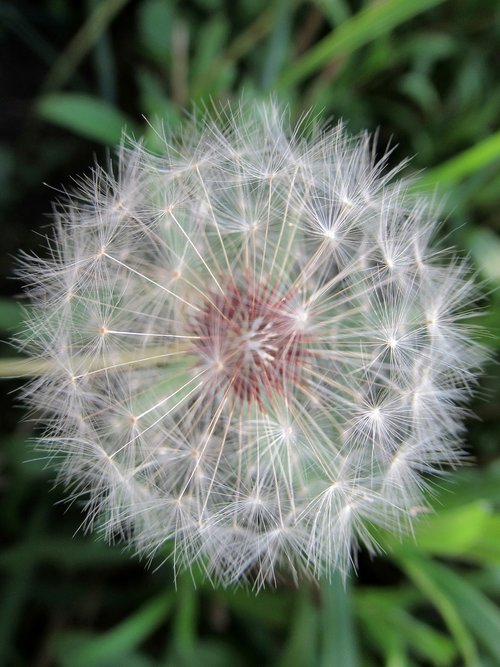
[171,572,198,662]
[320,573,359,667]
[0,346,190,378]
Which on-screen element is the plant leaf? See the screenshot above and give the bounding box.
[36,93,139,145]
[277,0,446,89]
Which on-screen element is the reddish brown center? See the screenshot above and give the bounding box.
[190,281,306,406]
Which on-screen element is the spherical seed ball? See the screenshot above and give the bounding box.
[18,103,485,588]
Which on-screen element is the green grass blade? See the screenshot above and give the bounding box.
[41,0,132,92]
[260,0,292,89]
[87,0,118,103]
[398,555,480,667]
[212,587,294,628]
[57,592,174,667]
[357,594,456,666]
[464,227,500,286]
[400,501,491,557]
[313,0,351,26]
[416,131,500,190]
[414,559,500,664]
[278,589,318,667]
[171,574,198,662]
[319,573,359,667]
[277,0,446,90]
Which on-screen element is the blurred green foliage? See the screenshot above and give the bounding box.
[0,0,499,665]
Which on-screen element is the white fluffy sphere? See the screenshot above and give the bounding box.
[18,103,484,587]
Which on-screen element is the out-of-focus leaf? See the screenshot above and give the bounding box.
[136,69,179,123]
[36,93,139,145]
[0,299,24,332]
[357,594,456,666]
[192,1,282,97]
[137,0,175,67]
[427,465,500,509]
[464,227,500,286]
[88,0,117,103]
[191,15,228,80]
[359,606,408,667]
[277,0,446,89]
[42,0,132,92]
[399,556,480,667]
[405,501,492,556]
[416,131,500,191]
[401,32,456,71]
[171,574,198,664]
[55,592,174,667]
[213,587,294,628]
[319,573,359,667]
[1,436,48,480]
[260,0,291,89]
[193,0,223,9]
[0,537,129,569]
[398,72,440,113]
[278,591,318,667]
[467,515,500,566]
[313,0,351,26]
[411,559,500,664]
[0,506,46,667]
[166,640,246,667]
[191,16,234,98]
[56,634,157,667]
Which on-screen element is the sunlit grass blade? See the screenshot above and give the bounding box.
[415,131,500,191]
[398,555,480,667]
[277,0,446,90]
[412,559,500,664]
[356,593,456,666]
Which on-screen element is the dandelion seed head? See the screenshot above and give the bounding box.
[17,101,485,588]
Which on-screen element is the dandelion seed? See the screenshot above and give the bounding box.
[17,101,485,588]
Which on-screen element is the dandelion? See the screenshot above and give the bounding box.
[18,102,484,588]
